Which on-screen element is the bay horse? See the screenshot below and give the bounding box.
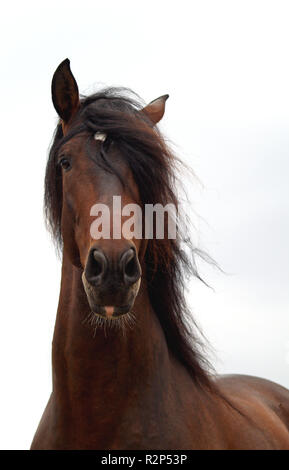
[31,59,289,449]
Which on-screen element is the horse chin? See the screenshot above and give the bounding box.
[81,273,141,321]
[91,305,132,320]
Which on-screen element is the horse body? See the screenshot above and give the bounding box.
[32,255,205,450]
[31,59,289,449]
[31,255,289,450]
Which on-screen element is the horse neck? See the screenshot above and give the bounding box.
[52,252,172,404]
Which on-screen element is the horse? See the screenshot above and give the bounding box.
[31,59,289,450]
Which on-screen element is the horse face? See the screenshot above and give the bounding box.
[51,59,167,319]
[58,132,143,318]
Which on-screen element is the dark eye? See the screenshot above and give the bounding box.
[59,157,71,171]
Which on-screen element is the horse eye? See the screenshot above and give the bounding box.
[59,157,71,171]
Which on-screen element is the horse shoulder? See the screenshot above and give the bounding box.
[215,374,289,449]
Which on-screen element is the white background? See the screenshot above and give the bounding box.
[0,0,288,449]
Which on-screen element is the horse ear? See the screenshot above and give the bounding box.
[142,94,169,125]
[51,58,80,123]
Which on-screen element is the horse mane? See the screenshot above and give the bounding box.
[44,87,218,394]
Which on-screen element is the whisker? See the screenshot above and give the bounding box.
[84,309,138,338]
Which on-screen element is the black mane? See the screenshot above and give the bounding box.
[45,87,216,392]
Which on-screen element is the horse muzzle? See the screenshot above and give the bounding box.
[82,245,141,319]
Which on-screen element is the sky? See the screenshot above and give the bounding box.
[0,0,288,449]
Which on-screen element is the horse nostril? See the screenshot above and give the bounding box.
[92,251,105,276]
[85,249,107,286]
[121,248,141,286]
